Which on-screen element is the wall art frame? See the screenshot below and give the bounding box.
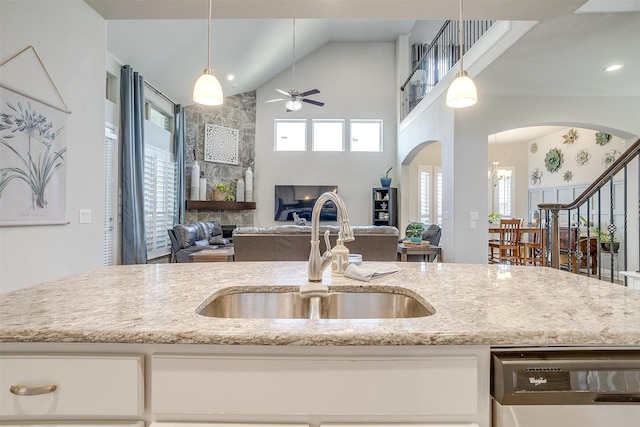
[204,123,239,165]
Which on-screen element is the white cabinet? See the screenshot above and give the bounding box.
[2,424,143,427]
[151,346,488,425]
[0,354,143,419]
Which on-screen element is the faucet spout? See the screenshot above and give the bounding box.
[308,191,354,282]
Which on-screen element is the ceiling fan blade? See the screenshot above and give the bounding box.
[274,88,290,97]
[299,88,320,97]
[302,98,325,107]
[264,98,287,103]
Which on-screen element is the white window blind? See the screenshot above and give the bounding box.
[144,147,177,259]
[419,167,431,223]
[418,165,443,226]
[496,168,513,217]
[435,167,443,225]
[103,136,115,266]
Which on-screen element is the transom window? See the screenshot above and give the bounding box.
[274,119,307,151]
[350,119,382,152]
[312,119,344,151]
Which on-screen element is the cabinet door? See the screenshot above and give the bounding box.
[0,354,143,417]
[152,354,478,416]
[3,424,143,427]
[323,424,478,427]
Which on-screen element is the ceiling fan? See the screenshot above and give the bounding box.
[264,19,325,112]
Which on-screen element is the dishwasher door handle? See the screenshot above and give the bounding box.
[593,394,640,403]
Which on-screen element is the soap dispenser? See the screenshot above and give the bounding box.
[331,238,350,276]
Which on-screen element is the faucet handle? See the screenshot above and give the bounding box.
[323,229,332,254]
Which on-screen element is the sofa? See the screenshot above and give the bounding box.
[233,225,399,262]
[168,221,232,263]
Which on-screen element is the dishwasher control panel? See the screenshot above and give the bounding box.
[492,349,640,405]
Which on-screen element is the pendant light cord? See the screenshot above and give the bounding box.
[459,0,464,72]
[292,19,296,91]
[207,0,212,70]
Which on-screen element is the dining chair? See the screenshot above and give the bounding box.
[488,218,522,264]
[521,228,545,266]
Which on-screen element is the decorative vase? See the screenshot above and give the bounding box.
[380,177,392,187]
[214,189,226,201]
[410,236,422,243]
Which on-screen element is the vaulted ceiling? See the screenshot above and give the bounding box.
[85,0,639,112]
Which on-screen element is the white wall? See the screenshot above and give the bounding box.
[255,42,397,227]
[0,0,106,292]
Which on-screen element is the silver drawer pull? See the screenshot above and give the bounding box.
[9,384,57,396]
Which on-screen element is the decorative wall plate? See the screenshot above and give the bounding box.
[562,128,578,145]
[204,123,239,165]
[544,148,564,173]
[575,149,590,166]
[602,150,621,168]
[530,142,538,153]
[595,132,612,146]
[530,168,542,185]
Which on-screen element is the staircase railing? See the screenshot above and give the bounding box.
[400,19,494,120]
[538,137,640,284]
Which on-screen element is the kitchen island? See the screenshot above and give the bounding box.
[1,262,639,426]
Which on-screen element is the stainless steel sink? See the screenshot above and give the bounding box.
[197,288,435,319]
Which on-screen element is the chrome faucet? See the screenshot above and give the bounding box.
[307,191,354,282]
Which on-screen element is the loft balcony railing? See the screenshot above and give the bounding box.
[400,19,494,120]
[537,137,640,285]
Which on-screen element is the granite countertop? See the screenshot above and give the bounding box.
[1,262,639,346]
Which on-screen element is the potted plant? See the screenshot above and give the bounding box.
[488,213,502,224]
[380,166,393,187]
[214,183,231,201]
[579,215,619,252]
[406,222,424,243]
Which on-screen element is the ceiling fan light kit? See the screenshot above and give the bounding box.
[446,0,477,108]
[193,0,224,106]
[265,19,325,112]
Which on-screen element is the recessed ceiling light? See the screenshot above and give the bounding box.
[604,64,623,72]
[227,74,235,81]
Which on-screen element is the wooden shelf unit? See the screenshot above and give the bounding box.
[372,187,397,227]
[186,200,256,210]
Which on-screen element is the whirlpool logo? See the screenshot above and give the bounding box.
[529,377,548,386]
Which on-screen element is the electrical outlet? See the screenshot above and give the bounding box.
[470,211,479,221]
[79,209,92,224]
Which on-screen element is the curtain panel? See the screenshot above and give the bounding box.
[120,65,147,264]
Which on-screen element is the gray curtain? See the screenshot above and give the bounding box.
[173,104,185,225]
[120,65,147,264]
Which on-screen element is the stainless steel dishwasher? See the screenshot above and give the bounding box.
[491,349,640,427]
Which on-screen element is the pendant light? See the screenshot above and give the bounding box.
[193,0,223,105]
[446,0,477,108]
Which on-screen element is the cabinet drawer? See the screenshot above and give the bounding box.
[152,354,478,416]
[0,354,143,417]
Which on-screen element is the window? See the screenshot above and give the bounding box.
[350,119,382,152]
[275,119,306,151]
[312,119,344,151]
[144,146,176,259]
[418,165,443,225]
[490,167,514,217]
[146,102,171,131]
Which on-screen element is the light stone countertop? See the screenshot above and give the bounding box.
[1,261,639,346]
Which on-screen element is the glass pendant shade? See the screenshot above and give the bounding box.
[285,100,302,111]
[446,70,477,108]
[193,68,223,106]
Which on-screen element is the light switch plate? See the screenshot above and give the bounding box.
[470,211,479,221]
[79,209,92,224]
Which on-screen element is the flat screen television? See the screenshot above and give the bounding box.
[274,185,338,222]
